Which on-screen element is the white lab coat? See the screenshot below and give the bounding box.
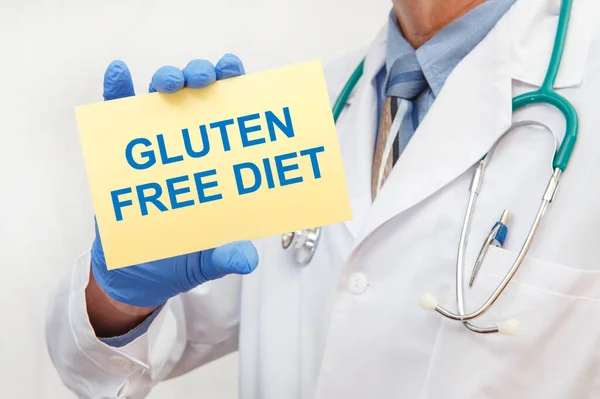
[47,0,600,397]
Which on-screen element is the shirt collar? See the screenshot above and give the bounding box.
[385,0,516,97]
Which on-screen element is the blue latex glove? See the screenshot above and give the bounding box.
[93,55,257,308]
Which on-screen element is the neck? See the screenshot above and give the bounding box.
[392,0,487,48]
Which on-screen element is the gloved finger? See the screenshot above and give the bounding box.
[182,59,217,88]
[199,241,259,280]
[103,60,135,101]
[215,53,245,80]
[149,66,185,93]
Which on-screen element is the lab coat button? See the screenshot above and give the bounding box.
[110,355,133,370]
[348,273,368,295]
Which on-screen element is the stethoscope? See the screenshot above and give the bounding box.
[283,0,578,336]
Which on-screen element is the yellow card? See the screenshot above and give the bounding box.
[76,61,351,269]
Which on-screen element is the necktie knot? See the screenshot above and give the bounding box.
[386,53,428,100]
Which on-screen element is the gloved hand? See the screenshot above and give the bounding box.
[92,54,257,308]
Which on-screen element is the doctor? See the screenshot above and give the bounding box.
[47,0,600,397]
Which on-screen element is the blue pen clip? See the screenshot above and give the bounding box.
[469,210,511,288]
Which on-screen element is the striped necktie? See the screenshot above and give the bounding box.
[371,52,428,200]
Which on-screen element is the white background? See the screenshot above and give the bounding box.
[0,0,389,398]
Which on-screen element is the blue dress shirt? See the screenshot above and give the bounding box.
[375,0,516,153]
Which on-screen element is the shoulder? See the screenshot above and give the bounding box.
[323,48,366,106]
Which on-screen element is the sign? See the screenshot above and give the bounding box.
[76,61,352,269]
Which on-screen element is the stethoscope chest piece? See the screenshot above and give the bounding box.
[282,227,321,266]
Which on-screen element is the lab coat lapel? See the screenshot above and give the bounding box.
[336,26,387,237]
[508,0,596,89]
[355,4,516,244]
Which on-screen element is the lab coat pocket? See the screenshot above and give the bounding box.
[421,246,600,399]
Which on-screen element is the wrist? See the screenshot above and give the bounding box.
[85,267,159,338]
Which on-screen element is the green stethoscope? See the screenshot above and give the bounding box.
[284,0,578,336]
